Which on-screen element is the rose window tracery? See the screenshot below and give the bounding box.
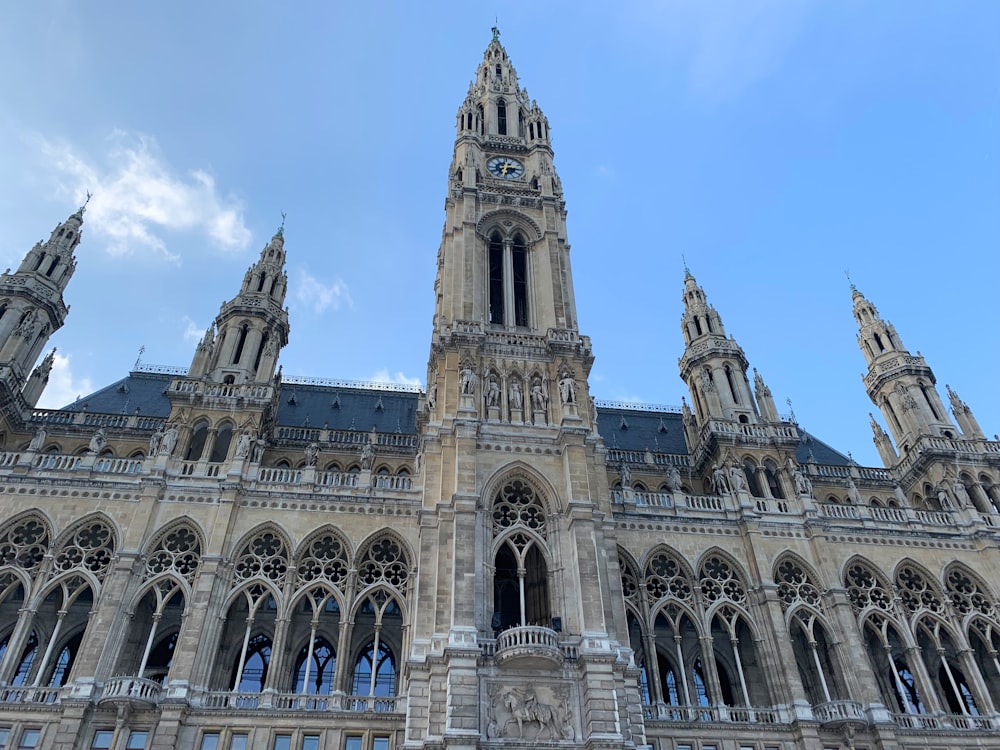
[53,520,115,581]
[644,550,693,605]
[698,555,746,605]
[492,480,546,537]
[295,532,350,589]
[945,568,996,620]
[896,565,944,615]
[846,563,892,614]
[357,537,409,592]
[775,559,821,612]
[619,554,640,607]
[145,525,202,583]
[234,531,288,584]
[0,517,49,574]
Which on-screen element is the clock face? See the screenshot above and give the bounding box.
[487,156,524,179]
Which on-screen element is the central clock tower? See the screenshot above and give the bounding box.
[405,29,648,750]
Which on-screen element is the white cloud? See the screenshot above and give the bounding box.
[36,352,93,410]
[370,368,422,387]
[182,316,205,344]
[37,131,251,261]
[296,269,353,314]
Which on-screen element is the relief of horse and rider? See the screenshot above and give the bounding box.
[486,684,575,741]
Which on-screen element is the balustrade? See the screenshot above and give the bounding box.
[99,676,163,706]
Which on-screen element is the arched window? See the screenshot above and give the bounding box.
[294,637,336,695]
[232,325,249,364]
[763,461,784,499]
[209,423,233,463]
[497,99,507,135]
[186,421,209,461]
[491,480,550,630]
[488,232,504,326]
[352,640,396,696]
[253,332,270,373]
[11,631,38,686]
[725,365,740,405]
[743,460,762,498]
[512,234,528,327]
[233,633,272,692]
[47,630,83,687]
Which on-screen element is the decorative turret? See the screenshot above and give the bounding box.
[753,368,780,423]
[870,412,898,467]
[852,285,956,454]
[947,385,984,440]
[678,270,758,424]
[188,224,290,383]
[0,205,84,404]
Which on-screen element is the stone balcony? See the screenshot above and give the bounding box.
[492,625,564,669]
[813,699,867,728]
[98,676,163,707]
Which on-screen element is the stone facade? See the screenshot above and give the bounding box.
[0,31,998,750]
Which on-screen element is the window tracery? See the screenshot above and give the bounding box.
[0,516,49,575]
[234,530,288,585]
[896,564,944,616]
[52,520,115,581]
[775,559,821,612]
[698,554,747,605]
[846,562,893,614]
[357,537,409,593]
[295,531,350,590]
[145,525,202,583]
[644,549,693,605]
[491,479,546,537]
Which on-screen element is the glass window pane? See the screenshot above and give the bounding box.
[230,735,248,750]
[91,731,114,750]
[0,729,9,749]
[372,738,390,750]
[200,734,220,750]
[18,730,41,750]
[273,736,291,750]
[344,737,363,750]
[302,737,319,750]
[126,732,148,750]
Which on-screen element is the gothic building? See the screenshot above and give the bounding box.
[0,31,998,750]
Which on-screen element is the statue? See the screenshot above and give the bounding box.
[893,484,908,507]
[460,366,477,395]
[509,381,523,410]
[28,426,46,452]
[728,460,747,492]
[88,428,107,454]
[709,463,728,495]
[788,459,813,497]
[304,442,320,467]
[618,461,631,488]
[847,477,863,505]
[427,381,437,411]
[530,379,547,411]
[160,424,179,456]
[935,482,952,510]
[148,427,163,456]
[235,431,253,458]
[558,374,576,404]
[667,466,682,492]
[486,377,501,407]
[13,310,38,338]
[952,478,971,508]
[501,688,561,740]
[361,440,375,470]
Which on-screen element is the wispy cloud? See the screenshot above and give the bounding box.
[37,130,251,261]
[370,368,422,387]
[36,352,93,410]
[182,315,205,344]
[295,269,353,314]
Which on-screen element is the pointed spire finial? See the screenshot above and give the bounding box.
[682,254,692,279]
[73,191,92,219]
[277,210,286,238]
[845,269,857,293]
[491,21,500,42]
[133,345,145,371]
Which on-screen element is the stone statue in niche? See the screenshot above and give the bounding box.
[710,463,729,495]
[161,424,179,456]
[952,477,971,508]
[486,376,501,407]
[235,431,253,458]
[460,366,477,395]
[88,428,107,454]
[361,439,375,470]
[148,427,163,456]
[618,461,631,488]
[847,477,863,505]
[558,374,576,404]
[530,378,547,411]
[500,687,562,739]
[304,442,320,467]
[788,459,813,497]
[728,460,747,492]
[667,466,682,492]
[28,426,46,452]
[426,381,437,411]
[508,380,523,410]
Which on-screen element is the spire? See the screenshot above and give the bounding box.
[869,412,898,467]
[946,385,984,439]
[22,348,56,408]
[753,368,779,422]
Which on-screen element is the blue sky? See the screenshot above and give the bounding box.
[0,2,997,466]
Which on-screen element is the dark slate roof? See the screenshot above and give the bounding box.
[60,370,851,464]
[61,371,174,418]
[594,406,689,454]
[277,383,418,434]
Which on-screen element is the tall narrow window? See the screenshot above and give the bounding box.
[232,325,249,364]
[46,258,59,278]
[512,235,528,327]
[725,366,740,405]
[256,274,266,292]
[186,421,209,462]
[253,332,270,373]
[208,423,233,463]
[497,99,507,135]
[488,233,504,326]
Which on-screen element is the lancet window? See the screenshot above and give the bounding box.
[491,479,550,631]
[485,229,530,329]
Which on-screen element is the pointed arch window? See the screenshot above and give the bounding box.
[512,234,528,327]
[488,232,504,325]
[497,98,507,135]
[232,324,249,364]
[485,230,531,329]
[352,640,396,697]
[294,637,336,694]
[186,421,209,462]
[208,423,233,463]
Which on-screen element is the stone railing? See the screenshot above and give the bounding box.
[813,700,867,726]
[0,686,62,705]
[494,625,563,667]
[893,712,998,730]
[257,467,303,484]
[644,703,779,723]
[191,690,403,714]
[33,453,82,471]
[99,676,163,705]
[94,457,144,475]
